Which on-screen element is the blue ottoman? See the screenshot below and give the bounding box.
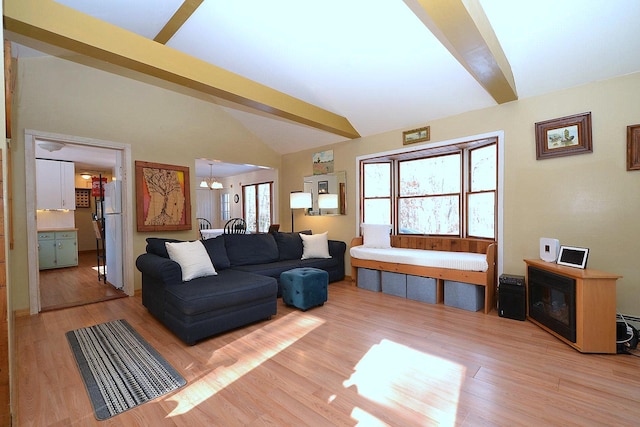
[280,267,328,311]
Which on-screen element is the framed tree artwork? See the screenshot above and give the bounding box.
[135,161,192,232]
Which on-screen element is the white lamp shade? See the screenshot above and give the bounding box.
[318,193,339,209]
[290,192,312,209]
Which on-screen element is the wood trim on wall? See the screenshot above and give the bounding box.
[4,41,14,250]
[0,151,10,424]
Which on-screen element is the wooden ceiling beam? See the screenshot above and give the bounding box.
[4,0,360,139]
[154,0,204,45]
[404,0,517,104]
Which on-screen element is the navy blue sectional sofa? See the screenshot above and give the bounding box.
[135,231,346,345]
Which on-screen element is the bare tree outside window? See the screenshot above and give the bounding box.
[399,154,460,234]
[243,182,273,233]
[468,144,496,238]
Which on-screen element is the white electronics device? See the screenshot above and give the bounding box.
[539,237,560,262]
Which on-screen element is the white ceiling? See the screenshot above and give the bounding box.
[12,0,640,176]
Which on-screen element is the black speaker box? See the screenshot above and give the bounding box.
[498,275,526,321]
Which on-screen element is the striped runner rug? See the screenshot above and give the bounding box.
[66,319,186,420]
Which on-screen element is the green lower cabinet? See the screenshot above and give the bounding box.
[38,230,78,270]
[37,232,56,269]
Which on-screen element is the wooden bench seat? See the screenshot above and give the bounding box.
[350,235,497,314]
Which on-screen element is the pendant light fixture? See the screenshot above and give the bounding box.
[200,163,223,189]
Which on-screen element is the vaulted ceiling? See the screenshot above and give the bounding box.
[5,0,640,157]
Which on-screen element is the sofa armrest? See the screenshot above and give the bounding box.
[135,253,183,286]
[328,240,347,258]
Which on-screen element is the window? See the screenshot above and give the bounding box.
[467,144,496,239]
[399,153,461,235]
[220,193,230,221]
[360,138,497,240]
[362,162,392,224]
[243,182,273,233]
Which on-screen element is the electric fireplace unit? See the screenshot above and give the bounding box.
[527,265,576,343]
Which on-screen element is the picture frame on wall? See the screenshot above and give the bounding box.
[535,112,592,160]
[627,124,640,171]
[312,149,334,175]
[318,181,328,194]
[403,126,430,145]
[135,161,191,232]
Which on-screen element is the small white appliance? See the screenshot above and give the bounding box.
[103,181,123,289]
[539,237,560,263]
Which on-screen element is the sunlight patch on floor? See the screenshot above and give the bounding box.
[343,339,465,426]
[91,265,105,274]
[166,311,325,416]
[350,407,390,426]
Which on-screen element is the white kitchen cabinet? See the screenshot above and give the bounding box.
[36,159,76,210]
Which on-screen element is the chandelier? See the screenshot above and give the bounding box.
[199,163,223,189]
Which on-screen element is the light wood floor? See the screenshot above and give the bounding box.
[14,281,640,426]
[39,250,126,311]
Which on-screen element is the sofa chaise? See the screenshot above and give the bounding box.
[135,231,346,344]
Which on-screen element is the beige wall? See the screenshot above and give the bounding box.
[10,54,640,317]
[10,56,281,310]
[281,72,640,316]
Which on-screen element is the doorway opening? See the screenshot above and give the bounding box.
[25,130,134,314]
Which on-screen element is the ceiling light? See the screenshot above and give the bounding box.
[38,140,65,152]
[200,164,223,190]
[80,173,92,180]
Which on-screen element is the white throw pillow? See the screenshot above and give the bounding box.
[362,223,391,248]
[165,240,217,281]
[300,231,331,259]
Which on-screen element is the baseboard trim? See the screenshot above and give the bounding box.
[14,308,30,318]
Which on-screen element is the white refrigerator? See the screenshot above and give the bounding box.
[103,181,123,289]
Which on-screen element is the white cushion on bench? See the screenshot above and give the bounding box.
[350,246,488,272]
